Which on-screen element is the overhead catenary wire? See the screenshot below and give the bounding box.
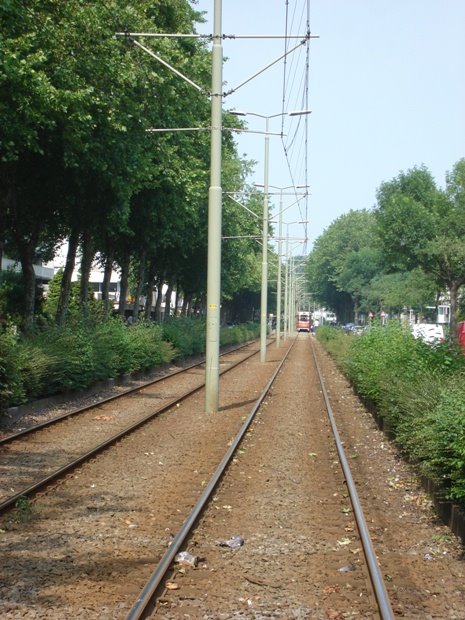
[277,0,312,251]
[115,2,313,253]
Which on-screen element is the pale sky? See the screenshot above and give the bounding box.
[193,0,465,252]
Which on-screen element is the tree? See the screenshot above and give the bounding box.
[366,269,437,317]
[306,210,379,322]
[375,162,465,338]
[336,246,383,317]
[0,0,215,323]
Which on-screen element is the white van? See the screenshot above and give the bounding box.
[412,323,445,344]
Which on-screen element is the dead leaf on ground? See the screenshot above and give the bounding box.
[165,582,179,590]
[93,415,113,421]
[325,609,344,619]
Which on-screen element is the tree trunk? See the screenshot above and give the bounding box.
[164,281,173,320]
[101,253,113,317]
[154,276,165,322]
[449,281,461,343]
[18,244,36,329]
[132,251,146,321]
[79,232,96,312]
[144,260,156,321]
[0,162,17,271]
[181,293,190,316]
[56,230,79,325]
[118,254,130,319]
[174,286,180,317]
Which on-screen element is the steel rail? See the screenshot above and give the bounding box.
[0,341,255,446]
[311,341,394,620]
[126,337,296,620]
[0,345,260,516]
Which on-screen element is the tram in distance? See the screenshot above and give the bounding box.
[296,311,311,332]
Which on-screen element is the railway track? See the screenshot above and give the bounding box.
[0,341,259,514]
[127,335,392,619]
[1,335,464,619]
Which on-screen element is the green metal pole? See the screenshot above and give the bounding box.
[205,0,223,413]
[276,190,283,348]
[290,257,295,333]
[260,117,270,363]
[284,231,289,340]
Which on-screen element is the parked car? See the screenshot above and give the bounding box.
[412,323,444,345]
[343,323,364,335]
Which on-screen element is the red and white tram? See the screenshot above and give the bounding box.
[296,311,311,332]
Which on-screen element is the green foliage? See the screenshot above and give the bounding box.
[307,209,380,322]
[13,496,37,524]
[220,322,260,346]
[399,380,465,501]
[22,324,97,393]
[42,269,82,321]
[161,318,260,358]
[0,316,261,412]
[375,162,465,336]
[367,269,436,313]
[0,270,24,323]
[0,317,177,408]
[315,325,351,368]
[307,160,465,328]
[319,320,465,505]
[125,321,174,371]
[0,327,25,408]
[162,317,206,358]
[344,322,424,409]
[90,318,133,377]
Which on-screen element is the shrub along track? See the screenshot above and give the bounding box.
[0,336,464,618]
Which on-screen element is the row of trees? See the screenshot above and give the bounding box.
[0,0,269,328]
[307,159,465,336]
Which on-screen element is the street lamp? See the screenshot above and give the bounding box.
[230,110,311,362]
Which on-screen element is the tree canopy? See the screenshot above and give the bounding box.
[0,0,264,327]
[306,159,465,333]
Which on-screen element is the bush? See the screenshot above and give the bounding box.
[126,321,175,371]
[0,327,26,408]
[0,317,177,410]
[315,325,351,368]
[318,320,465,506]
[0,270,24,324]
[162,317,206,358]
[0,317,259,413]
[344,323,422,408]
[92,318,133,377]
[220,322,260,346]
[398,377,465,502]
[24,324,97,394]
